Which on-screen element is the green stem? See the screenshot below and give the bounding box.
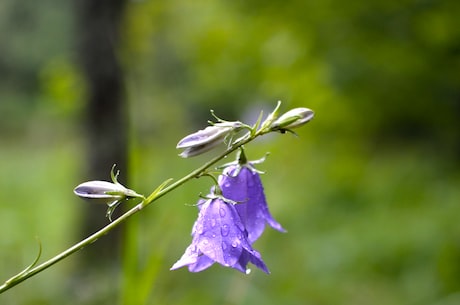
[0,131,259,294]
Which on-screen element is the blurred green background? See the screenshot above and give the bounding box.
[1,0,460,304]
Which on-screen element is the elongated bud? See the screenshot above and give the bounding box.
[73,181,140,205]
[73,166,144,221]
[74,178,144,221]
[271,107,314,132]
[177,122,243,158]
[178,139,223,158]
[177,125,232,149]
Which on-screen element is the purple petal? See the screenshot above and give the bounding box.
[172,196,270,274]
[220,166,286,243]
[170,238,216,272]
[232,248,270,274]
[188,255,215,272]
[194,198,245,267]
[170,244,200,270]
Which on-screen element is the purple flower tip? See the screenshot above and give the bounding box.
[171,197,269,274]
[219,165,286,244]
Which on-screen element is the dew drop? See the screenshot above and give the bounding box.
[210,219,217,228]
[219,207,226,217]
[224,182,231,188]
[221,241,228,251]
[195,224,204,234]
[221,224,230,237]
[231,241,238,248]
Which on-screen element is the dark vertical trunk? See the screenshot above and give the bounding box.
[76,0,128,265]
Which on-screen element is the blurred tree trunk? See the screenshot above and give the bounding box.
[76,0,128,265]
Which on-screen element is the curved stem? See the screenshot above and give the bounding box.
[0,131,257,293]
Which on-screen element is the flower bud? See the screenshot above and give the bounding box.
[177,126,231,149]
[178,140,223,158]
[271,107,314,132]
[73,180,140,205]
[177,122,242,158]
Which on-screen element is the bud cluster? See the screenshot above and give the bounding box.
[176,102,314,158]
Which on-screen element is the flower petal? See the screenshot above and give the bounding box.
[233,248,270,274]
[170,244,200,270]
[172,196,270,274]
[188,255,215,272]
[220,166,286,244]
[194,198,245,267]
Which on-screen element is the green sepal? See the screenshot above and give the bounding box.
[259,100,282,132]
[106,200,121,222]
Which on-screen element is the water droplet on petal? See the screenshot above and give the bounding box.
[200,240,216,258]
[221,241,228,251]
[245,268,251,275]
[196,224,204,234]
[221,224,230,236]
[211,219,217,228]
[231,241,238,248]
[224,182,231,188]
[219,207,226,217]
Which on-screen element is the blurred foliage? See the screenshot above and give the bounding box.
[1,0,460,304]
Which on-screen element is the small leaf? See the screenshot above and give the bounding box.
[5,238,42,285]
[145,178,174,204]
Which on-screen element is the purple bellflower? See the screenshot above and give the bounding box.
[171,195,269,274]
[219,160,286,244]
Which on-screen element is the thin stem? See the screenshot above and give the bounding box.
[0,203,142,293]
[0,131,257,294]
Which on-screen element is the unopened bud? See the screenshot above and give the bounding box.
[73,180,140,205]
[271,108,314,132]
[177,122,242,158]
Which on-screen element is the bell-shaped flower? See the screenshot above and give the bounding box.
[170,195,269,274]
[219,163,286,244]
